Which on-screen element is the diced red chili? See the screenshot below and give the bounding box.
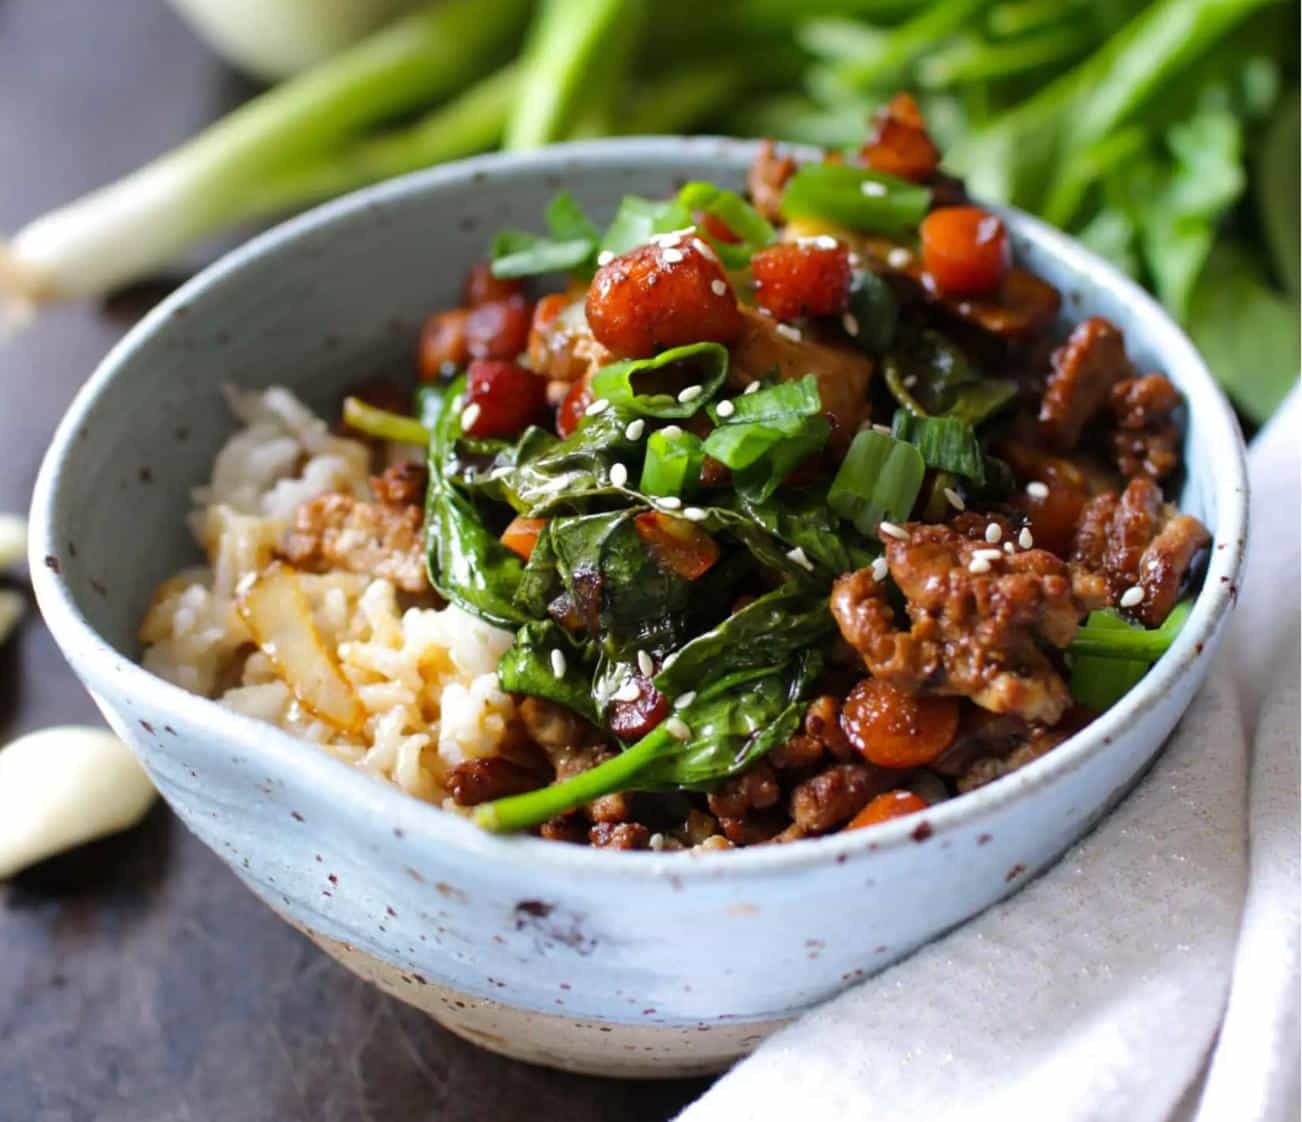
[417,309,469,381]
[586,240,742,359]
[860,93,940,183]
[633,511,720,580]
[751,241,852,320]
[847,790,929,830]
[556,372,594,438]
[841,677,959,769]
[464,261,524,307]
[501,516,548,560]
[462,359,547,438]
[920,207,1011,299]
[608,674,669,741]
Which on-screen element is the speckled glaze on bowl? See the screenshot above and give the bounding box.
[31,139,1247,1078]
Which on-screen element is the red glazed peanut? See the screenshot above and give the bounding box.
[751,241,852,320]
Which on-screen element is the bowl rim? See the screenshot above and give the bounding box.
[29,136,1248,884]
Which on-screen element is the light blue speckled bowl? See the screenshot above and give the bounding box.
[30,139,1247,1077]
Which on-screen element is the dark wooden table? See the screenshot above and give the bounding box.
[0,4,709,1118]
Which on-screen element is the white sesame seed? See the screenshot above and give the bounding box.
[624,418,645,441]
[1026,481,1049,500]
[711,279,728,296]
[648,832,667,851]
[887,247,912,269]
[968,557,992,574]
[1004,541,1016,555]
[550,648,567,678]
[842,312,860,337]
[683,506,707,522]
[985,523,1003,544]
[775,323,803,342]
[637,649,654,677]
[665,716,692,741]
[1120,586,1145,608]
[860,180,887,198]
[662,247,684,264]
[973,548,1003,562]
[660,424,683,437]
[814,234,839,249]
[673,691,697,710]
[677,384,703,403]
[957,302,973,316]
[872,423,893,436]
[879,521,910,541]
[1018,527,1034,549]
[613,680,641,702]
[716,399,736,418]
[692,237,719,263]
[871,556,890,582]
[658,496,683,510]
[744,381,762,395]
[597,249,614,266]
[460,402,481,430]
[848,251,863,268]
[903,375,918,388]
[609,462,628,487]
[943,487,965,511]
[786,546,815,571]
[586,397,610,416]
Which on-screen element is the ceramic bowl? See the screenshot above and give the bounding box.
[30,138,1247,1078]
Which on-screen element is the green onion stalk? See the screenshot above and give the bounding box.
[0,0,529,323]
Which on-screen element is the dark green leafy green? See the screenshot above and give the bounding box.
[891,411,987,483]
[590,341,729,418]
[497,621,601,724]
[727,489,874,573]
[779,162,931,235]
[846,269,900,353]
[491,190,600,279]
[827,428,926,533]
[883,328,1017,425]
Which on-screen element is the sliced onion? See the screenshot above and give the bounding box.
[236,563,364,733]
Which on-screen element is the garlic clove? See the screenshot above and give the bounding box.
[0,726,157,880]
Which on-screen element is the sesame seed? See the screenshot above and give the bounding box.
[842,312,860,337]
[625,418,645,441]
[968,557,992,574]
[662,248,684,264]
[711,279,728,296]
[973,548,1003,562]
[665,716,691,741]
[1120,586,1145,608]
[814,234,839,249]
[586,397,610,416]
[692,237,719,262]
[683,506,707,522]
[1004,541,1016,555]
[673,691,697,710]
[848,252,863,268]
[597,249,614,266]
[744,381,762,395]
[609,462,628,487]
[660,424,683,438]
[677,384,703,403]
[648,832,667,851]
[887,247,912,269]
[943,487,965,511]
[879,521,910,541]
[775,323,803,342]
[871,556,889,582]
[1018,527,1034,549]
[658,496,682,510]
[786,546,815,571]
[873,423,893,436]
[613,680,641,702]
[903,375,918,388]
[460,403,481,430]
[550,649,567,678]
[637,649,654,677]
[860,180,887,198]
[1026,481,1049,500]
[716,399,736,418]
[985,523,1003,544]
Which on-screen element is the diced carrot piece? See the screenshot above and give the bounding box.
[841,677,959,768]
[847,790,929,830]
[501,516,548,560]
[920,207,1011,299]
[633,511,720,580]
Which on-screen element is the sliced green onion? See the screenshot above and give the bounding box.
[827,429,925,535]
[1069,654,1149,711]
[640,429,705,497]
[891,412,987,483]
[779,164,931,236]
[590,342,728,419]
[1068,600,1193,661]
[676,181,776,267]
[343,397,430,445]
[706,374,820,427]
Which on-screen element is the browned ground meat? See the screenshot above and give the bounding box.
[370,460,429,506]
[831,524,1108,723]
[707,763,784,844]
[280,480,428,592]
[447,756,546,806]
[588,822,651,849]
[1038,317,1135,450]
[1070,478,1209,626]
[747,139,796,223]
[955,724,1073,793]
[1109,373,1181,480]
[791,762,888,833]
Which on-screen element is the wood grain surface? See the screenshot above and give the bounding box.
[0,3,710,1117]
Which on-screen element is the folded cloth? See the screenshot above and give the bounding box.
[681,392,1300,1122]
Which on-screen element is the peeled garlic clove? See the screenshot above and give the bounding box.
[0,589,23,645]
[0,514,25,571]
[0,726,157,879]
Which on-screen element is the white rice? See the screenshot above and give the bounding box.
[140,387,519,805]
